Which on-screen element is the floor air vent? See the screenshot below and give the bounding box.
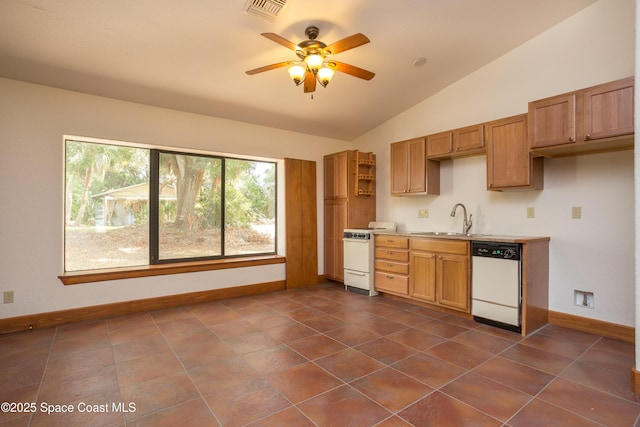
[242,0,288,22]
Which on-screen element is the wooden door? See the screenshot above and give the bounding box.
[285,158,318,289]
[333,200,347,282]
[454,123,485,153]
[410,251,436,303]
[323,155,335,200]
[528,93,576,148]
[390,141,409,194]
[323,202,335,279]
[486,114,542,190]
[437,254,469,312]
[407,138,426,193]
[427,132,452,158]
[583,77,634,141]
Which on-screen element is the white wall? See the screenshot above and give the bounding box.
[0,78,347,318]
[355,0,636,326]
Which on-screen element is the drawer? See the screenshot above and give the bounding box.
[375,235,409,249]
[375,272,409,295]
[375,248,409,262]
[411,238,468,255]
[375,260,409,275]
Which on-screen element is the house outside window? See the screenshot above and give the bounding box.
[64,138,276,272]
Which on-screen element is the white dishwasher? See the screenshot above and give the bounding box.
[471,241,522,333]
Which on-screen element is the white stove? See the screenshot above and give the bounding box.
[343,221,396,296]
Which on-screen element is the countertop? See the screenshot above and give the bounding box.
[374,230,550,244]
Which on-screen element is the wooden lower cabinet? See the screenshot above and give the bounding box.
[375,236,470,313]
[409,252,436,303]
[410,238,470,313]
[324,200,347,281]
[374,236,409,296]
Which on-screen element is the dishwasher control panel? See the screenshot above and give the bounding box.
[471,242,521,260]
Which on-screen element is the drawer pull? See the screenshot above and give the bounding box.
[387,251,393,254]
[387,275,394,279]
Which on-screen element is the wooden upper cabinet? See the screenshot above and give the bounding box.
[529,93,576,148]
[486,114,543,191]
[426,132,452,158]
[529,76,634,157]
[391,138,440,195]
[583,77,634,141]
[426,123,485,160]
[453,123,485,154]
[324,151,348,199]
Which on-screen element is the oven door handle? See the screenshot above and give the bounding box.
[345,270,366,277]
[343,238,370,243]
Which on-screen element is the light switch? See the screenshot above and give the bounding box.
[526,207,535,218]
[572,206,582,219]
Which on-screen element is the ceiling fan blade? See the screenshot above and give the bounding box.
[303,70,316,93]
[246,61,293,75]
[327,61,375,80]
[261,33,301,52]
[324,33,370,55]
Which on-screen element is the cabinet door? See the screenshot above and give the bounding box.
[528,93,576,148]
[323,200,347,281]
[410,252,436,303]
[407,138,427,193]
[486,114,542,190]
[454,124,485,153]
[427,132,452,158]
[324,152,348,200]
[437,254,469,312]
[333,201,347,281]
[323,202,335,278]
[583,77,634,141]
[390,141,409,194]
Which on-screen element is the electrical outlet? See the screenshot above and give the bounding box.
[3,291,14,304]
[526,207,535,219]
[574,290,594,308]
[572,206,582,219]
[418,209,429,218]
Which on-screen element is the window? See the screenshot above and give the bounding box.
[64,138,277,272]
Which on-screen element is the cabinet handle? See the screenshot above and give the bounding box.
[569,136,575,142]
[585,134,592,140]
[387,251,393,254]
[387,263,393,267]
[386,275,394,279]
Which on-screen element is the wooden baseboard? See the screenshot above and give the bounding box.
[548,310,634,344]
[0,280,286,335]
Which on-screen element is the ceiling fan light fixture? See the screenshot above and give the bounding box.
[288,64,306,86]
[304,54,324,74]
[317,66,334,87]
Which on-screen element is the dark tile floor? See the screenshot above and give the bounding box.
[1,282,639,426]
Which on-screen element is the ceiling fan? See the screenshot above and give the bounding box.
[245,25,375,94]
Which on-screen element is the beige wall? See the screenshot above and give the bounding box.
[354,0,636,326]
[0,78,347,318]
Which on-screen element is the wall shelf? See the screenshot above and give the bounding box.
[355,151,376,196]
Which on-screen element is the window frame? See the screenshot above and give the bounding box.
[61,136,279,282]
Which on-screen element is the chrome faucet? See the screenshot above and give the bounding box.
[450,203,473,234]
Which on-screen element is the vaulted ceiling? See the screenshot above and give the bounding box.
[0,0,597,140]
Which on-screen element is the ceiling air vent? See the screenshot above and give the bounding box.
[242,0,288,22]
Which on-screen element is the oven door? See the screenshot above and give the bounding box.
[343,238,372,273]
